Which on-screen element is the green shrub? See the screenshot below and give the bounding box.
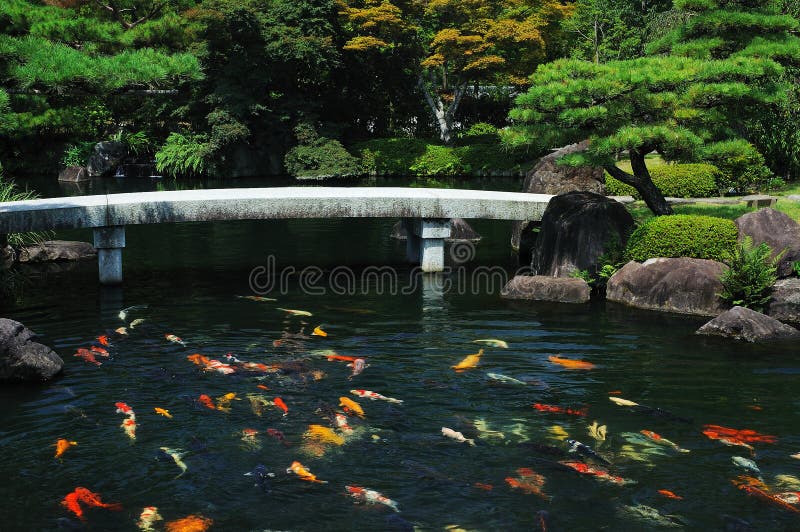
[155,133,216,177]
[409,145,464,176]
[455,143,521,173]
[625,214,738,262]
[702,139,772,194]
[605,163,721,198]
[0,171,52,247]
[61,141,95,168]
[356,138,431,175]
[793,260,800,277]
[464,122,498,137]
[284,138,361,179]
[719,237,780,311]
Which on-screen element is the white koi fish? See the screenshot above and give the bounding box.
[350,389,403,404]
[160,447,187,477]
[442,427,476,446]
[472,339,509,348]
[345,485,400,512]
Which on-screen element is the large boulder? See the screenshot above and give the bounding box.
[17,241,97,263]
[500,275,590,304]
[87,141,127,177]
[0,318,63,383]
[58,166,89,182]
[765,278,800,324]
[511,141,605,255]
[607,258,728,316]
[735,208,800,278]
[530,191,634,277]
[696,306,800,343]
[390,218,481,242]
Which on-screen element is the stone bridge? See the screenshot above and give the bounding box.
[0,187,552,283]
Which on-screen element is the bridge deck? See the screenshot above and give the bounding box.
[0,187,552,234]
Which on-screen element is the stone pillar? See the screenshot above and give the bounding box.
[415,219,451,272]
[93,226,125,285]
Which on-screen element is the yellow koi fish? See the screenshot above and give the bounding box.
[287,460,327,483]
[452,349,484,371]
[305,424,345,446]
[277,308,313,317]
[154,408,172,419]
[129,318,146,329]
[339,396,365,418]
[548,425,569,441]
[312,326,328,337]
[609,397,639,407]
[54,439,77,459]
[247,393,271,417]
[588,421,607,443]
[472,339,508,348]
[216,392,240,413]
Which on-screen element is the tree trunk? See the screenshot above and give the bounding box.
[605,150,673,215]
[418,75,467,146]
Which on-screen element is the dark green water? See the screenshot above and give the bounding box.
[1,176,800,531]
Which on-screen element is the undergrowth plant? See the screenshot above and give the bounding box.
[719,237,781,311]
[0,169,53,247]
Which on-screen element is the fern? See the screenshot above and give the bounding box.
[155,133,216,177]
[719,237,781,311]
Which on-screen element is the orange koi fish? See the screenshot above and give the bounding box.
[305,424,345,446]
[242,428,259,439]
[62,487,122,521]
[641,430,690,453]
[452,349,484,371]
[474,482,494,491]
[326,354,358,362]
[165,514,213,532]
[198,394,216,410]
[187,353,210,366]
[559,460,631,485]
[533,403,587,417]
[505,467,549,499]
[547,355,595,370]
[732,478,800,514]
[658,489,683,500]
[74,348,102,366]
[287,460,327,483]
[54,439,77,459]
[339,396,365,418]
[90,346,109,356]
[702,424,776,444]
[154,407,172,419]
[273,397,289,416]
[312,326,328,337]
[256,384,270,391]
[97,335,110,347]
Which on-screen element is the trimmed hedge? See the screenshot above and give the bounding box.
[625,214,738,262]
[605,163,721,198]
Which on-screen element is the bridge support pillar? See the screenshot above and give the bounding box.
[404,218,451,272]
[94,226,125,285]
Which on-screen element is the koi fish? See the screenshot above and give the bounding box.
[165,334,185,346]
[327,354,358,362]
[121,418,136,440]
[305,424,345,446]
[118,304,147,322]
[165,515,213,532]
[312,326,328,337]
[702,424,777,444]
[115,327,128,335]
[97,335,110,347]
[472,339,509,348]
[549,425,570,441]
[442,427,476,446]
[216,392,240,413]
[339,396,365,418]
[347,358,368,379]
[657,489,683,500]
[588,421,607,443]
[567,439,611,465]
[115,402,135,418]
[792,453,800,460]
[266,428,290,446]
[486,372,526,385]
[548,355,595,369]
[559,460,632,485]
[334,413,353,433]
[609,397,639,407]
[247,394,270,416]
[452,349,484,371]
[90,345,109,356]
[474,482,493,491]
[350,389,403,404]
[533,403,588,417]
[505,468,549,499]
[159,447,187,477]
[245,464,275,492]
[129,318,146,328]
[54,439,77,459]
[287,460,327,483]
[74,349,102,366]
[206,358,235,375]
[237,295,276,302]
[257,384,269,391]
[153,407,171,419]
[733,478,800,514]
[187,353,210,367]
[345,485,400,512]
[277,308,313,316]
[732,456,761,476]
[640,430,689,453]
[62,487,122,521]
[198,394,216,410]
[273,397,289,416]
[137,506,163,531]
[473,418,505,440]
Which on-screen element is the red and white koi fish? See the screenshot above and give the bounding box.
[115,402,135,419]
[533,403,588,417]
[559,460,633,485]
[334,413,353,433]
[165,334,186,346]
[345,485,400,512]
[640,430,690,453]
[350,389,403,404]
[90,346,109,357]
[347,358,368,379]
[137,506,163,531]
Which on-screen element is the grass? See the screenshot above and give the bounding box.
[626,200,800,225]
[614,154,667,174]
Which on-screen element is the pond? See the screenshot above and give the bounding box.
[1,175,799,531]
